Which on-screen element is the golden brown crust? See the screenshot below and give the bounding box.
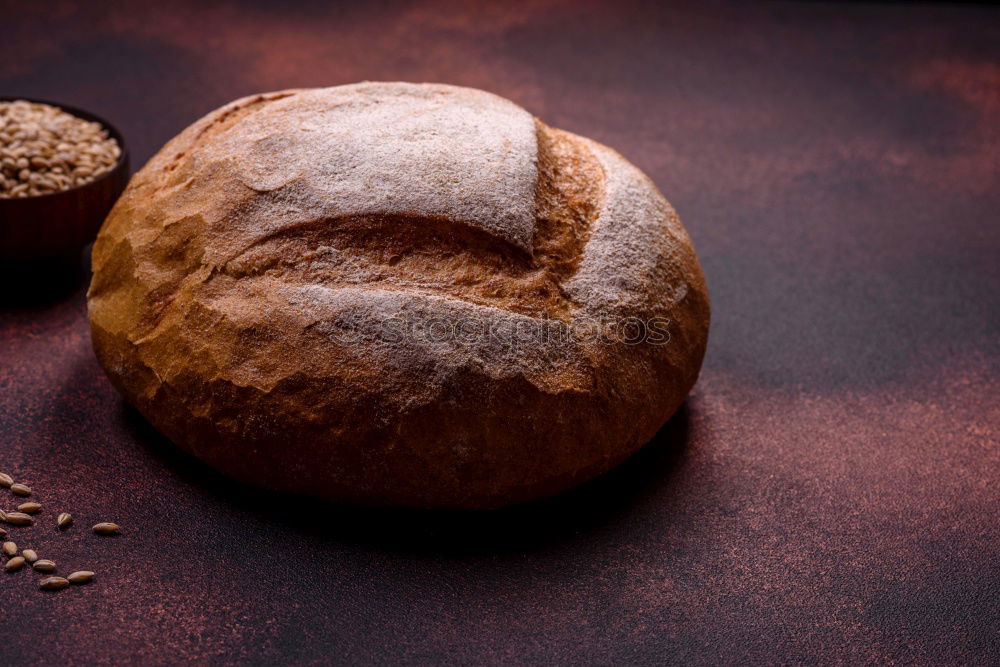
[87,82,709,508]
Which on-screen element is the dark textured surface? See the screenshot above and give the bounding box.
[1,1,998,664]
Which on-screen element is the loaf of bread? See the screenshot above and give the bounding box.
[87,82,709,508]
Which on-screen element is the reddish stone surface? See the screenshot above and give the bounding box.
[1,1,997,663]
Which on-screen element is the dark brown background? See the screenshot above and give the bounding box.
[2,1,998,664]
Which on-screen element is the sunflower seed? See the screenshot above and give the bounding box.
[4,512,33,526]
[92,522,120,535]
[39,576,69,590]
[0,527,6,538]
[18,502,41,514]
[57,512,72,529]
[5,556,25,572]
[10,483,31,497]
[2,541,16,556]
[0,509,6,521]
[21,549,37,563]
[67,570,94,584]
[0,473,12,488]
[32,559,55,572]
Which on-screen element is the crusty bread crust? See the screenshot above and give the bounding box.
[87,82,709,508]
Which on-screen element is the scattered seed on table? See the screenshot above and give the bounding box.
[57,512,72,529]
[39,576,69,590]
[21,549,37,563]
[67,571,94,584]
[92,522,119,535]
[0,473,12,488]
[32,559,55,572]
[5,556,24,572]
[10,483,31,497]
[4,512,33,526]
[2,541,16,556]
[0,527,6,538]
[18,502,41,514]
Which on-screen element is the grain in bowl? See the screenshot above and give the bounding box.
[0,100,121,198]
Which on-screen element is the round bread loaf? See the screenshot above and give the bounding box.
[87,82,709,508]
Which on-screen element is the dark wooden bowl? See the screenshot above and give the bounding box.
[0,97,130,264]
